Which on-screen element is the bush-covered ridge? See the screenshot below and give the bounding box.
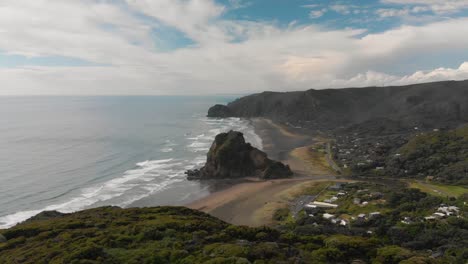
[386,126,468,185]
[0,188,466,264]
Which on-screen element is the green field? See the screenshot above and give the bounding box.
[408,181,468,198]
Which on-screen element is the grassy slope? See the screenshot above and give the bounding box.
[408,181,468,198]
[386,126,468,185]
[1,183,467,263]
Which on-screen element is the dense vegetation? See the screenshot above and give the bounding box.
[275,182,468,264]
[386,126,468,185]
[1,182,466,263]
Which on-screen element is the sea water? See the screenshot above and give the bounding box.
[0,96,262,228]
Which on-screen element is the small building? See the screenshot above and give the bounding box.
[353,198,361,205]
[433,212,445,219]
[337,192,346,196]
[309,201,338,209]
[329,183,345,190]
[358,214,366,218]
[438,206,459,216]
[425,216,436,221]
[401,217,412,225]
[369,212,381,219]
[330,197,339,202]
[323,213,335,220]
[426,176,435,182]
[362,201,369,206]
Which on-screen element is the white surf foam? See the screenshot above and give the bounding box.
[0,116,264,229]
[0,158,184,229]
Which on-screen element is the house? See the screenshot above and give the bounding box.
[425,216,436,221]
[358,213,366,218]
[329,183,345,190]
[309,201,338,208]
[369,212,381,219]
[330,197,339,202]
[362,201,369,206]
[323,213,335,220]
[426,176,435,182]
[433,212,445,219]
[304,204,319,214]
[337,192,346,196]
[340,220,348,226]
[401,217,412,225]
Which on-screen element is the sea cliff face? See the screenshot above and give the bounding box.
[186,131,292,179]
[208,80,468,132]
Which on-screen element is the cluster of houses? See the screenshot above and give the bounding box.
[299,183,389,227]
[424,205,460,221]
[332,134,408,173]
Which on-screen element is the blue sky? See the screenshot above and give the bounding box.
[1,0,468,95]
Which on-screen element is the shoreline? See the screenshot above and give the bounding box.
[186,118,343,226]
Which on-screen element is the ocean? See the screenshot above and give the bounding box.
[0,96,262,229]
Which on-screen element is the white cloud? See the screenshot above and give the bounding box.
[0,0,468,95]
[228,0,251,10]
[330,4,351,15]
[125,0,227,44]
[329,62,468,88]
[309,9,327,19]
[382,0,468,14]
[376,8,410,18]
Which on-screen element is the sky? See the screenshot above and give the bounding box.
[1,0,468,95]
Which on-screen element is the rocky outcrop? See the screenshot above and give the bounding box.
[207,104,233,118]
[186,131,292,180]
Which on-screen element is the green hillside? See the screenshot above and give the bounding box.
[386,126,468,185]
[0,189,467,264]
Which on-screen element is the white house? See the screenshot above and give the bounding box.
[323,213,335,220]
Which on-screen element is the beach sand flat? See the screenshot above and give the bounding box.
[187,118,344,226]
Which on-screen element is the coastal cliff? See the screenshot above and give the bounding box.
[186,131,292,179]
[208,80,468,132]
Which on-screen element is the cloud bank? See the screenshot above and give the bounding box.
[0,0,467,95]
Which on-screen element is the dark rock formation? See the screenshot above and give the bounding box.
[26,211,66,222]
[208,80,468,133]
[186,131,292,180]
[207,104,233,118]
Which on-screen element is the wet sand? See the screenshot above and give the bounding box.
[187,118,342,226]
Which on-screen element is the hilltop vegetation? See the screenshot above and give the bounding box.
[274,181,468,264]
[1,181,467,263]
[333,126,468,186]
[386,126,468,185]
[209,80,468,132]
